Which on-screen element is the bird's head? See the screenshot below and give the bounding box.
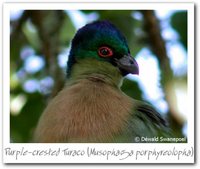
[67,20,139,80]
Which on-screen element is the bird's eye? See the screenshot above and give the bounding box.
[98,46,113,58]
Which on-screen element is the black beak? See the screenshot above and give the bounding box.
[114,54,139,76]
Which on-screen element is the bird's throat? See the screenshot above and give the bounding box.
[68,58,123,88]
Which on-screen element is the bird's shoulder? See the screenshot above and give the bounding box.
[119,100,170,142]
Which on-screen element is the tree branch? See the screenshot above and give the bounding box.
[141,10,184,135]
[26,10,66,98]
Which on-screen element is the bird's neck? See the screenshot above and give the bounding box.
[67,58,123,88]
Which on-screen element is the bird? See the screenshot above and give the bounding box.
[34,20,168,143]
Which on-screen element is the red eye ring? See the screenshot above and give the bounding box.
[98,46,113,58]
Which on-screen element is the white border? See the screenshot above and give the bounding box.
[3,2,195,163]
[3,2,194,10]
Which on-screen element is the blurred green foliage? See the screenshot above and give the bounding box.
[10,10,187,142]
[171,11,187,49]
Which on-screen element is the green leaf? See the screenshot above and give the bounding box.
[59,13,76,46]
[22,20,42,51]
[171,11,187,50]
[10,93,45,142]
